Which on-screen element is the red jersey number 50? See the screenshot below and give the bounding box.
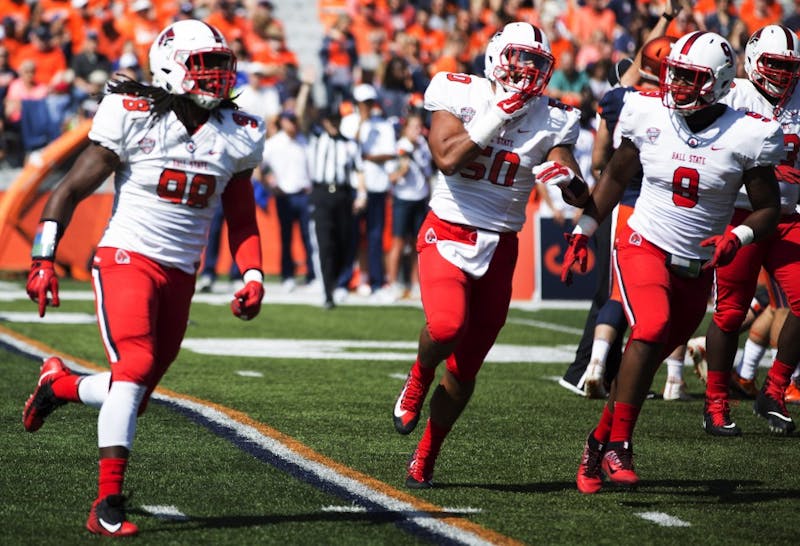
[157,169,216,209]
[459,146,520,187]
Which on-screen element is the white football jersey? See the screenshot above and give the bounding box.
[90,93,266,274]
[723,78,800,214]
[424,72,580,232]
[621,91,784,260]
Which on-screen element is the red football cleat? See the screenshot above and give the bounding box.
[576,433,605,494]
[23,357,71,432]
[601,442,639,486]
[86,495,138,537]
[393,372,433,435]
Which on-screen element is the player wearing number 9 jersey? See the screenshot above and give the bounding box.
[564,31,784,494]
[22,20,266,536]
[392,22,588,489]
[702,24,800,437]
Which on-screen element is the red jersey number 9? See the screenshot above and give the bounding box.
[672,166,699,208]
[157,169,216,209]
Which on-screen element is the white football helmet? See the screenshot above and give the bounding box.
[149,19,237,110]
[744,24,800,106]
[484,22,554,96]
[660,31,735,114]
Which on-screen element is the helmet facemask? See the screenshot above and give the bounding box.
[180,49,236,109]
[661,60,715,114]
[492,43,553,96]
[752,52,800,105]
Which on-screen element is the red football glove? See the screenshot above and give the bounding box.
[26,259,60,317]
[775,165,800,185]
[231,280,264,321]
[700,231,742,270]
[561,233,589,286]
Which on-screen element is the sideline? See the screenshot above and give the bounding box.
[0,324,523,546]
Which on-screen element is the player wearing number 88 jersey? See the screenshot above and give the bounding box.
[393,22,588,488]
[564,31,784,493]
[22,19,266,535]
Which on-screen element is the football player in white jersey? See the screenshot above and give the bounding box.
[562,31,784,494]
[392,22,589,489]
[22,20,266,536]
[701,24,800,437]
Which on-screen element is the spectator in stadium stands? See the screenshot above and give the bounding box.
[350,83,397,295]
[568,30,782,494]
[387,0,416,34]
[11,25,67,87]
[383,112,432,302]
[0,44,17,165]
[379,54,413,124]
[739,0,783,35]
[71,30,113,102]
[319,14,358,111]
[351,0,392,74]
[21,19,266,536]
[785,0,800,30]
[260,88,316,291]
[3,60,48,127]
[234,62,282,129]
[576,27,614,72]
[547,49,590,107]
[393,22,588,489]
[115,0,161,73]
[571,0,618,46]
[205,0,248,45]
[405,7,447,66]
[704,0,748,52]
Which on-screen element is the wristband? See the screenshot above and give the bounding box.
[731,224,754,246]
[573,215,599,238]
[242,269,264,284]
[661,12,674,21]
[466,109,504,148]
[31,220,62,259]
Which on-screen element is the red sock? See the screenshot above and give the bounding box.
[412,358,436,386]
[417,418,450,460]
[766,359,794,397]
[51,375,81,402]
[609,402,640,444]
[592,404,614,444]
[706,370,730,401]
[98,458,127,499]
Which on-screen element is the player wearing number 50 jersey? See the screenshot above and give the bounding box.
[702,24,800,437]
[22,20,266,536]
[562,31,783,494]
[392,22,589,489]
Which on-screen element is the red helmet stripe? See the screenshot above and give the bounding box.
[680,31,706,55]
[779,25,795,49]
[532,26,542,44]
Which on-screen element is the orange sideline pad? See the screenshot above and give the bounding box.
[0,191,538,300]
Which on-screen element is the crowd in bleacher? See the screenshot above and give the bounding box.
[0,0,798,168]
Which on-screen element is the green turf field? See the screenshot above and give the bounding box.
[1,280,797,545]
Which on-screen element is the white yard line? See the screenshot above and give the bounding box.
[635,512,691,527]
[140,505,190,521]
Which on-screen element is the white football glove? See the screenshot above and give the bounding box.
[533,161,588,206]
[467,85,535,148]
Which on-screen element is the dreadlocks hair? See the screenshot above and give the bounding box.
[106,75,239,121]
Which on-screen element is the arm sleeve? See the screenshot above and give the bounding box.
[222,172,262,274]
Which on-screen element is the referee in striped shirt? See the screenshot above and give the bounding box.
[309,108,365,309]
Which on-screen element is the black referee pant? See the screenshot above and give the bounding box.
[311,183,354,305]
